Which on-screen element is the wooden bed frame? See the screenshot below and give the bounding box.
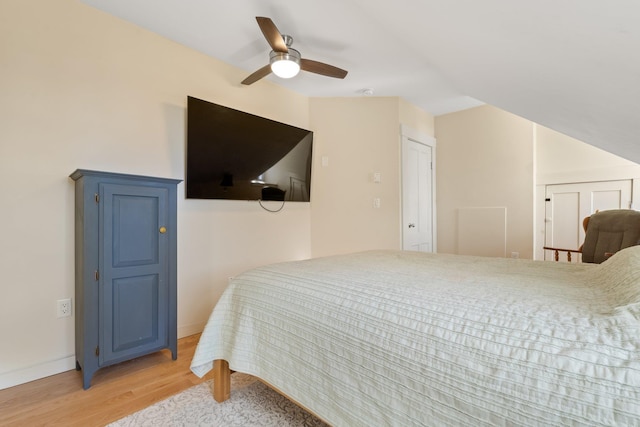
[212,359,231,402]
[211,357,328,425]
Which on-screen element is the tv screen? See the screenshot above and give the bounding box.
[186,96,313,201]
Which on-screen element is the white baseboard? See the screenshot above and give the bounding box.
[0,355,76,391]
[0,323,206,391]
[178,321,206,338]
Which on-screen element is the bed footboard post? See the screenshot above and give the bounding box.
[213,359,231,402]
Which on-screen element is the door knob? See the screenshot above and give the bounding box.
[159,226,167,234]
[408,223,416,228]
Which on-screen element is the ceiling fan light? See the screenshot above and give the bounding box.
[270,50,301,79]
[271,59,300,78]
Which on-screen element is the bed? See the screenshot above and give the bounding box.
[190,248,640,426]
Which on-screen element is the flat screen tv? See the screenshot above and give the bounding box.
[186,96,313,202]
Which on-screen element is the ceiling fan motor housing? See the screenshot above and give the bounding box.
[269,48,301,65]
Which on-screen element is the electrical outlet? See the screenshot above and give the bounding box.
[511,252,519,259]
[57,298,72,318]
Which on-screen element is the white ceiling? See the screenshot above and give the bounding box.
[81,0,640,163]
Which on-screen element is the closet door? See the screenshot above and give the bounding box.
[544,180,632,261]
[99,183,169,365]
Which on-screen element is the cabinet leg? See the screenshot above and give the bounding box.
[83,371,92,390]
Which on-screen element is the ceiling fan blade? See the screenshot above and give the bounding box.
[300,59,348,79]
[241,64,272,85]
[256,17,288,53]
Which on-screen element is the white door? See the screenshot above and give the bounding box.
[544,180,632,261]
[402,136,434,252]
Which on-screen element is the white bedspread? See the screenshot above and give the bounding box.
[191,248,640,426]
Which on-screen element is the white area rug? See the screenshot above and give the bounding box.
[107,373,329,427]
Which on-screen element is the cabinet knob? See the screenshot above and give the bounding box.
[159,226,167,234]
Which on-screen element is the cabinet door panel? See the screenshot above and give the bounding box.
[112,194,159,267]
[100,183,169,365]
[111,274,160,352]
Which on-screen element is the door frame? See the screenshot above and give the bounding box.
[400,124,437,252]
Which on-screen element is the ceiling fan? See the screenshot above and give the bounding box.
[242,17,348,85]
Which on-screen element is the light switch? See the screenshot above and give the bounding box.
[373,172,381,183]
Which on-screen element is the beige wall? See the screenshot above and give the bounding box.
[0,1,433,388]
[9,0,627,390]
[0,0,315,388]
[536,124,640,184]
[8,0,625,391]
[534,125,640,256]
[309,97,434,256]
[435,105,535,258]
[399,98,435,137]
[435,107,640,261]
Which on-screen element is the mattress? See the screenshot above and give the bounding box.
[191,248,640,426]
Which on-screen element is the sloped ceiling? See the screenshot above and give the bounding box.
[82,0,640,163]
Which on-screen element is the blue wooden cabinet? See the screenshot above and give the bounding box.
[70,170,181,389]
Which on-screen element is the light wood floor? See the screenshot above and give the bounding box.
[0,333,211,427]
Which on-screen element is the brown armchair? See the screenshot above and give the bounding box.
[544,209,640,263]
